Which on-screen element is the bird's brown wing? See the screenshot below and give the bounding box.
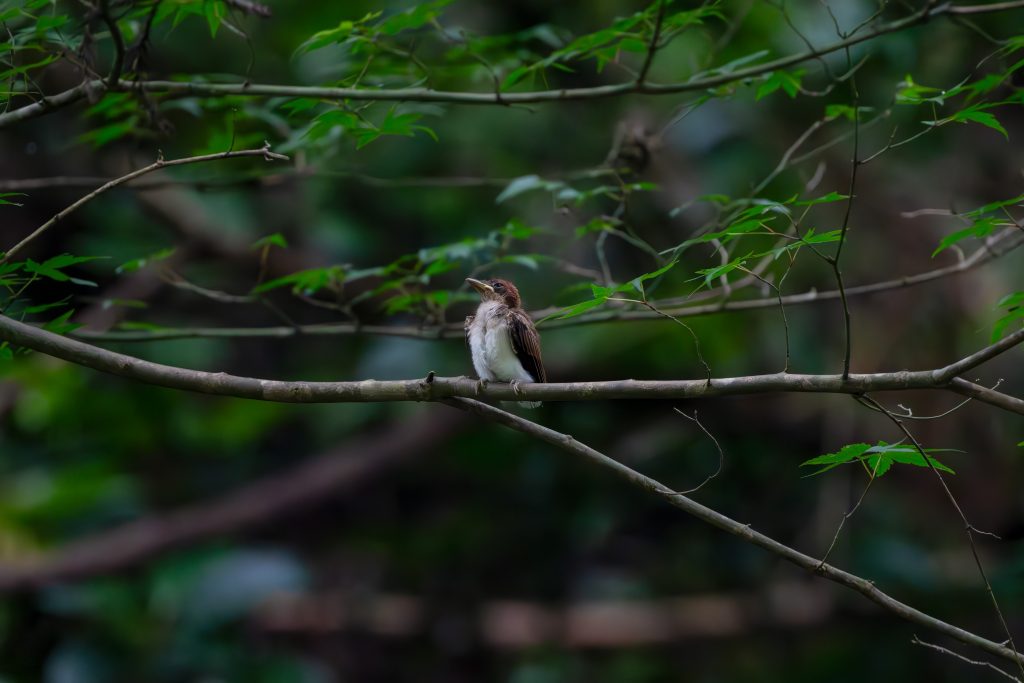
[507,308,546,383]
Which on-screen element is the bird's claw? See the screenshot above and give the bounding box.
[475,378,489,396]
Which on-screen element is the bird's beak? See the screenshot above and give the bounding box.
[466,278,494,297]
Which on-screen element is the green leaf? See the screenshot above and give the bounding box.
[801,443,872,476]
[801,441,957,477]
[629,260,677,296]
[23,297,72,314]
[875,444,956,474]
[932,217,1004,257]
[279,98,321,118]
[76,116,140,148]
[538,296,608,323]
[25,254,104,285]
[896,74,944,105]
[42,309,81,336]
[694,252,753,287]
[303,110,361,141]
[963,191,1024,218]
[204,0,225,37]
[251,266,345,295]
[496,175,554,203]
[791,191,849,206]
[296,12,382,53]
[117,247,176,274]
[252,233,288,250]
[953,108,1008,139]
[991,291,1024,342]
[0,192,25,206]
[378,0,452,35]
[756,70,803,100]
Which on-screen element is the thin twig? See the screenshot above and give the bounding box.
[98,0,125,87]
[673,409,725,495]
[912,636,1022,682]
[0,144,289,264]
[830,64,859,380]
[636,0,667,84]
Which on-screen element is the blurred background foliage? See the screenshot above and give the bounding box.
[1,0,1023,680]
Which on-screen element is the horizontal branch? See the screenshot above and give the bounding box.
[71,232,1022,343]
[2,1,1019,128]
[445,397,1024,667]
[2,314,1021,413]
[0,408,462,590]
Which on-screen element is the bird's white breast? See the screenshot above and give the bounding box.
[468,301,535,383]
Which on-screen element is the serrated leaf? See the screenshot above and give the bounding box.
[801,443,872,477]
[953,108,1008,139]
[932,217,1004,257]
[791,191,849,206]
[251,266,344,295]
[42,309,81,336]
[802,441,957,477]
[539,296,608,323]
[874,445,956,474]
[756,70,802,100]
[25,254,104,284]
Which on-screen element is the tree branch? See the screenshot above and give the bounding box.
[442,396,1024,668]
[635,0,666,84]
[69,231,1023,342]
[98,0,125,87]
[2,1,1020,128]
[947,378,1024,415]
[0,144,290,264]
[1,314,1021,412]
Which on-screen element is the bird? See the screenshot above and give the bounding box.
[464,277,546,408]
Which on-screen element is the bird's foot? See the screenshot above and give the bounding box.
[510,379,523,398]
[475,378,489,396]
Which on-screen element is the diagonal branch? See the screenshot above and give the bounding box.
[947,378,1024,415]
[0,144,290,264]
[0,313,1021,412]
[934,331,1024,383]
[442,396,1024,668]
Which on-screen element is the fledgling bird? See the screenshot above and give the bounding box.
[465,277,546,408]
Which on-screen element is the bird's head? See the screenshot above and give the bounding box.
[466,277,522,308]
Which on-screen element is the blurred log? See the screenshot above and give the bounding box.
[251,581,837,646]
[0,407,463,591]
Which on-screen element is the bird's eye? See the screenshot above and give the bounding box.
[492,282,504,291]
